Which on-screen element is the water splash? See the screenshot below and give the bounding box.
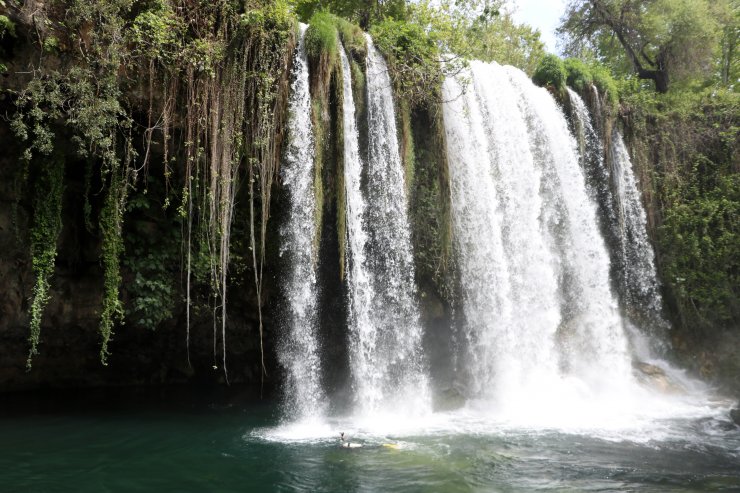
[340,36,430,417]
[278,23,325,421]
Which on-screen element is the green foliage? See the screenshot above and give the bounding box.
[182,37,226,76]
[465,10,545,74]
[718,2,739,88]
[42,36,59,54]
[590,62,619,107]
[99,164,130,365]
[660,158,739,326]
[564,58,592,92]
[240,0,292,28]
[371,18,442,106]
[564,57,619,109]
[123,184,178,331]
[559,0,733,92]
[10,75,66,161]
[10,72,120,224]
[624,87,739,330]
[406,0,544,75]
[289,0,407,27]
[333,14,366,56]
[0,14,16,39]
[27,153,65,369]
[129,0,184,61]
[305,11,339,61]
[532,53,566,92]
[305,10,366,63]
[65,68,129,169]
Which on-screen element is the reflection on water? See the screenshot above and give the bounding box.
[1,387,739,492]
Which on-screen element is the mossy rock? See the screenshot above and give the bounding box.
[304,12,366,64]
[305,12,339,61]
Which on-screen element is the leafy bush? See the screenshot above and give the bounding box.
[660,158,739,326]
[532,54,566,91]
[590,63,619,107]
[564,58,592,92]
[129,1,184,61]
[0,14,16,39]
[124,186,178,331]
[370,18,442,106]
[305,11,339,60]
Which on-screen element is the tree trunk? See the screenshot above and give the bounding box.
[606,14,670,93]
[653,70,669,93]
[638,68,670,93]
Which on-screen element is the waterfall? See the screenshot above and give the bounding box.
[340,36,430,416]
[567,87,619,247]
[442,61,633,414]
[278,24,325,421]
[610,131,665,322]
[568,88,666,342]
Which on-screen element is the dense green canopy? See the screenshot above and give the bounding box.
[559,0,737,92]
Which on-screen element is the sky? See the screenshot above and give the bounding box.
[507,0,568,54]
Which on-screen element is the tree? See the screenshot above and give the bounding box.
[559,0,727,93]
[406,0,545,75]
[718,1,739,87]
[289,0,407,28]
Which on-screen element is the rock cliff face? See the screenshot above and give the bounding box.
[0,133,271,390]
[0,2,296,392]
[620,103,739,394]
[1,83,734,394]
[0,107,453,393]
[0,6,734,395]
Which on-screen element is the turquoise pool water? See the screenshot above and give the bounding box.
[1,387,738,492]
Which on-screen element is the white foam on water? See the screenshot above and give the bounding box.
[254,417,336,443]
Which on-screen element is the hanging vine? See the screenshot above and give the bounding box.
[168,1,294,379]
[241,5,294,380]
[99,148,134,364]
[8,0,296,374]
[26,153,65,369]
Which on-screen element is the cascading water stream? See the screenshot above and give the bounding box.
[338,43,374,410]
[278,23,325,421]
[568,88,667,347]
[610,130,666,321]
[567,87,619,252]
[442,61,636,423]
[267,48,727,442]
[340,36,430,417]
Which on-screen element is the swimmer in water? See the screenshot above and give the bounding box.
[339,432,362,448]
